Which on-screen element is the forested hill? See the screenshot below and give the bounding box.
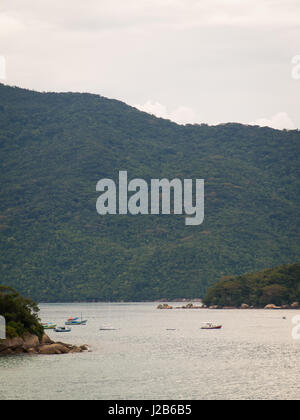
[203,263,300,308]
[0,83,299,302]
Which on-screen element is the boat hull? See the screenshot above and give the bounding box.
[201,325,222,330]
[42,323,56,330]
[54,328,71,333]
[65,320,87,325]
[100,328,117,331]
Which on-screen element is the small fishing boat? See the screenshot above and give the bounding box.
[54,326,72,333]
[42,322,57,330]
[201,322,222,330]
[65,315,87,326]
[99,325,118,331]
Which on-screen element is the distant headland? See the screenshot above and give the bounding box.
[201,263,300,309]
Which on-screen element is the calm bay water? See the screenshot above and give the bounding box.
[1,302,300,400]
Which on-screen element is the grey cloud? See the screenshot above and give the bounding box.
[0,0,299,128]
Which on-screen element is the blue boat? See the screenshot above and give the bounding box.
[54,326,71,333]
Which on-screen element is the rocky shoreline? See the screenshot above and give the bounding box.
[0,332,89,356]
[157,302,300,310]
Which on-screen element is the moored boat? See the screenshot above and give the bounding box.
[54,326,72,333]
[65,315,87,325]
[99,325,118,331]
[42,322,57,330]
[201,322,222,330]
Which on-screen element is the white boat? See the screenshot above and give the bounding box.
[201,322,222,330]
[99,325,118,331]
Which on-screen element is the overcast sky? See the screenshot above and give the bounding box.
[0,0,299,129]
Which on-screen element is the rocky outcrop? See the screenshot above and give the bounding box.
[0,333,90,356]
[203,302,299,310]
[40,333,54,345]
[38,343,71,355]
[23,333,40,349]
[157,304,173,309]
[175,303,203,309]
[264,304,282,309]
[0,336,24,352]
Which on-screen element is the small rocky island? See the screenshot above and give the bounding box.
[0,286,89,356]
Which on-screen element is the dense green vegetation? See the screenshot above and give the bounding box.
[0,83,299,302]
[203,263,300,307]
[0,286,43,339]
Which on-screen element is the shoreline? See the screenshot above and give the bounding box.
[37,300,300,310]
[157,302,300,310]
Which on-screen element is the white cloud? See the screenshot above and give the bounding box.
[0,0,299,128]
[135,101,197,125]
[249,112,296,130]
[136,105,298,130]
[1,0,300,32]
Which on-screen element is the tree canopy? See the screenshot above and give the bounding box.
[203,263,300,307]
[0,83,299,302]
[0,286,43,339]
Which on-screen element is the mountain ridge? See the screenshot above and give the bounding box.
[0,83,299,302]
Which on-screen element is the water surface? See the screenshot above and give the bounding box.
[1,303,300,400]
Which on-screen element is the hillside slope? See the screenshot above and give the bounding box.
[203,263,300,308]
[0,84,299,301]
